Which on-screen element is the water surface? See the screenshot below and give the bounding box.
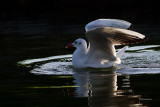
[1,22,160,107]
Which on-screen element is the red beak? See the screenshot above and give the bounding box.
[66,44,73,48]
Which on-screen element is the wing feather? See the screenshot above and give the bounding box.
[85,19,132,32]
[86,27,146,62]
[87,27,146,45]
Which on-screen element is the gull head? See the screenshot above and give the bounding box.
[72,38,87,48]
[66,38,87,49]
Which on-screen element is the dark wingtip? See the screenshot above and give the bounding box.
[144,36,148,42]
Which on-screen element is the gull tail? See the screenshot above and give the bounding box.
[116,46,128,58]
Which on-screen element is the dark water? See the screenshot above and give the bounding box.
[0,20,160,107]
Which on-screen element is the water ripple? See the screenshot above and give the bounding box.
[18,45,160,75]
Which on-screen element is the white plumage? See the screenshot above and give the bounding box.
[67,19,146,68]
[85,19,132,32]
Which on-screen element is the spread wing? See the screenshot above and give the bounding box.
[86,27,146,62]
[85,19,132,32]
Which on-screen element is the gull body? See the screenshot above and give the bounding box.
[67,19,146,68]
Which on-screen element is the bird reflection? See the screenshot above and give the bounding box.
[73,68,144,107]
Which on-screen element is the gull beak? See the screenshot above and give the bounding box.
[66,44,73,48]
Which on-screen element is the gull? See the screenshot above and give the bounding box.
[66,19,146,68]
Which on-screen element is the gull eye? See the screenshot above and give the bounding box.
[75,41,77,44]
[79,42,81,45]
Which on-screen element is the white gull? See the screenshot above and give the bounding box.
[66,19,146,68]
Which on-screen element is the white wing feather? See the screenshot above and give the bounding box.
[85,19,132,32]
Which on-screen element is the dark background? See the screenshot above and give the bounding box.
[0,0,160,24]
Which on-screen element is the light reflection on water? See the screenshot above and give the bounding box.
[30,67,156,106]
[73,69,144,107]
[31,62,73,75]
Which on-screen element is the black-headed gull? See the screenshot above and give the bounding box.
[66,19,146,68]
